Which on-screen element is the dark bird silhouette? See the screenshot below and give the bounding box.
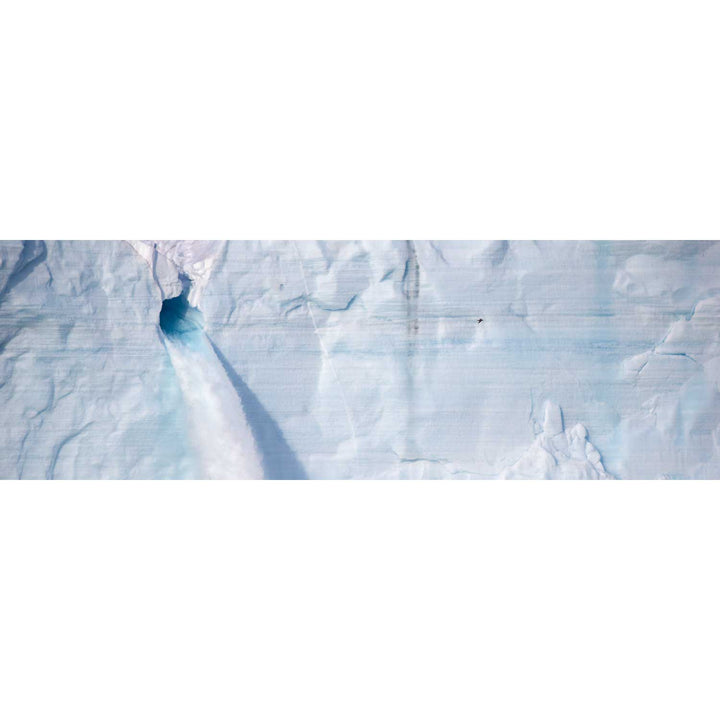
[477,318,483,324]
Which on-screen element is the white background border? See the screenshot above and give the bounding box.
[1,1,719,240]
[2,482,720,719]
[2,1,720,718]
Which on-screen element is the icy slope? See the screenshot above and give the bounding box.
[1,240,719,479]
[499,401,611,480]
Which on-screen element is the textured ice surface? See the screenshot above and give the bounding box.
[1,240,719,479]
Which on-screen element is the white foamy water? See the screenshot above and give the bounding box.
[163,331,264,479]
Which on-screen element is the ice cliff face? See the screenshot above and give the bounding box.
[1,240,719,479]
[0,241,194,479]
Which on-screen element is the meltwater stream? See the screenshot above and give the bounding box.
[159,291,264,479]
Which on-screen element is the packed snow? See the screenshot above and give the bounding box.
[1,240,719,479]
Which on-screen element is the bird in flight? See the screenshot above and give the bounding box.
[477,318,483,324]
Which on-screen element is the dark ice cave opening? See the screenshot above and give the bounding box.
[159,284,204,338]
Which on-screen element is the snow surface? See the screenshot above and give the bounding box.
[1,240,719,479]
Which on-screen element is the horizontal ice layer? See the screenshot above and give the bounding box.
[1,240,719,479]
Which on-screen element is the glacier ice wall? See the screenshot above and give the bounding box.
[1,240,719,479]
[0,241,195,479]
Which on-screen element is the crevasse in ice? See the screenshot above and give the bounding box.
[1,240,719,479]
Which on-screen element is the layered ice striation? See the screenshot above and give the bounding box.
[1,240,719,479]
